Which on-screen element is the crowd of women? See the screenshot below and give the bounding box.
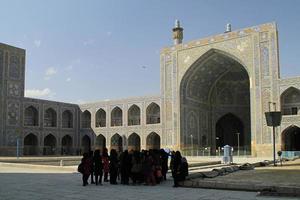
[78,148,188,187]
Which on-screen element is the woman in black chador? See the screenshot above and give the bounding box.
[109,149,119,184]
[172,151,182,187]
[79,153,92,186]
[120,150,131,185]
[89,150,95,184]
[160,149,169,181]
[93,149,103,185]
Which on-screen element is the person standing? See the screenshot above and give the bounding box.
[131,151,142,185]
[109,149,119,184]
[120,150,131,185]
[93,149,103,185]
[102,148,110,182]
[172,151,182,187]
[80,153,92,186]
[160,149,169,181]
[89,150,95,184]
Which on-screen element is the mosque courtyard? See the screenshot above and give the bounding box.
[0,162,297,200]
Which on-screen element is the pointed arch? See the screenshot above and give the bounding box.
[128,133,141,151]
[111,133,123,152]
[61,135,73,155]
[146,132,161,150]
[179,48,251,154]
[216,113,244,148]
[111,107,123,126]
[43,134,57,155]
[81,135,91,154]
[23,133,38,155]
[95,134,106,150]
[44,108,57,127]
[95,108,106,127]
[128,104,141,126]
[24,105,39,126]
[281,87,300,115]
[146,102,160,124]
[62,110,73,128]
[81,110,91,128]
[281,125,300,151]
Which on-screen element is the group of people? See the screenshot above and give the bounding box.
[78,148,188,187]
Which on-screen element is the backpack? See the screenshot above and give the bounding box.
[78,162,84,173]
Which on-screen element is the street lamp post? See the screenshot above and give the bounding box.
[265,102,282,166]
[236,133,240,156]
[190,134,193,156]
[216,137,220,157]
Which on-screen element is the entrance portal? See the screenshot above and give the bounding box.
[216,113,244,149]
[180,49,251,154]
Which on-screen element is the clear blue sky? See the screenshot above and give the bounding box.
[1,0,300,103]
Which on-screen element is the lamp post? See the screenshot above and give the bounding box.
[216,137,220,157]
[265,102,282,166]
[190,134,193,156]
[236,132,240,156]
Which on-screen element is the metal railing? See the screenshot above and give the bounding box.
[181,146,252,157]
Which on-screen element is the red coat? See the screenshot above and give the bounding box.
[102,156,109,173]
[82,158,93,175]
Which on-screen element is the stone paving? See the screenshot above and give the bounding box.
[0,164,297,200]
[211,159,300,188]
[182,158,300,198]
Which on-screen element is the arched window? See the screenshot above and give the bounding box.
[128,105,140,126]
[111,107,122,126]
[281,87,300,115]
[62,110,73,128]
[44,108,57,127]
[146,103,160,124]
[24,106,39,126]
[95,109,106,127]
[81,110,91,128]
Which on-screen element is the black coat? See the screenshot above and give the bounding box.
[93,155,103,175]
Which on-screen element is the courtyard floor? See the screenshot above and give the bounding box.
[0,163,297,200]
[211,158,300,188]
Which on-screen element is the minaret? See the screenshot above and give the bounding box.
[172,19,184,45]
